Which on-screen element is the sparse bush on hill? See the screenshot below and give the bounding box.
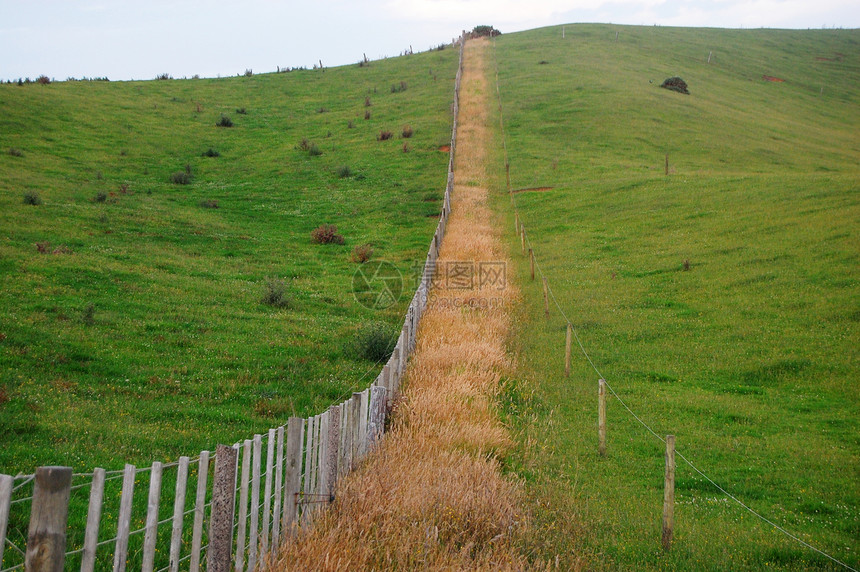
[351,243,373,263]
[261,278,291,308]
[235,107,247,115]
[169,171,191,185]
[401,125,413,138]
[8,148,23,157]
[391,81,408,93]
[244,69,253,77]
[36,75,50,85]
[378,130,393,141]
[200,199,219,209]
[311,224,344,245]
[93,191,107,203]
[216,114,233,127]
[156,73,172,80]
[336,165,353,178]
[202,148,220,157]
[23,191,41,205]
[364,110,371,120]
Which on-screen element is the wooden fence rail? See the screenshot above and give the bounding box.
[0,37,465,572]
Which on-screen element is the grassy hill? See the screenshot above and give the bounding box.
[490,24,858,570]
[0,47,458,474]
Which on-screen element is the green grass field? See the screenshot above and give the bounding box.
[0,46,458,475]
[489,25,859,570]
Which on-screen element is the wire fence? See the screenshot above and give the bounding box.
[490,35,857,572]
[0,37,465,572]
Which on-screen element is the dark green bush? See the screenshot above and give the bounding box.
[353,322,397,361]
[23,191,41,205]
[202,148,220,157]
[336,165,352,178]
[216,115,233,127]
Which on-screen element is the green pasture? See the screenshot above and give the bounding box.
[490,25,859,570]
[0,46,458,476]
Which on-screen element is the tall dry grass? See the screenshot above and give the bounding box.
[269,39,546,570]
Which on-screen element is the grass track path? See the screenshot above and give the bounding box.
[271,38,534,570]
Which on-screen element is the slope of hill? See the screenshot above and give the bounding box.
[490,24,858,570]
[0,47,459,474]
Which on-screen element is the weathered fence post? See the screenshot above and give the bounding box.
[80,467,105,572]
[25,466,72,572]
[283,417,304,533]
[272,426,285,548]
[168,457,190,572]
[208,444,238,572]
[113,464,136,572]
[520,224,526,255]
[248,434,262,570]
[565,323,572,378]
[189,450,210,572]
[0,474,12,569]
[662,435,676,551]
[235,439,252,572]
[141,461,164,572]
[529,248,535,280]
[598,379,607,457]
[325,405,341,499]
[359,390,370,459]
[261,428,275,560]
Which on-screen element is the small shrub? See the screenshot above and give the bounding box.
[52,245,72,255]
[202,148,220,157]
[23,191,41,205]
[261,278,291,308]
[351,243,373,263]
[401,125,413,138]
[347,120,355,129]
[36,75,51,85]
[311,224,344,245]
[297,138,311,151]
[35,242,50,254]
[235,107,247,114]
[402,142,410,153]
[364,96,372,107]
[364,110,371,120]
[317,107,328,113]
[8,147,23,157]
[170,171,192,185]
[390,81,407,93]
[244,69,253,77]
[216,114,233,127]
[200,199,219,209]
[683,259,691,271]
[93,191,107,203]
[308,143,322,156]
[378,130,393,141]
[353,321,396,361]
[336,165,353,178]
[119,183,130,194]
[82,304,95,325]
[156,73,172,80]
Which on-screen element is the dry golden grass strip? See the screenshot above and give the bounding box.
[269,38,535,571]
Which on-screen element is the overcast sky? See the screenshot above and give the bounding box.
[1,0,858,81]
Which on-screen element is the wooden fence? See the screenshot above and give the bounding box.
[0,37,464,572]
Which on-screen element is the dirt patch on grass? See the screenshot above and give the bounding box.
[438,144,451,152]
[762,75,785,82]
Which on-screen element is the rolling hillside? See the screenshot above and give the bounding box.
[0,47,459,474]
[491,24,859,570]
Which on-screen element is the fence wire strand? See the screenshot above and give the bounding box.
[491,37,857,572]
